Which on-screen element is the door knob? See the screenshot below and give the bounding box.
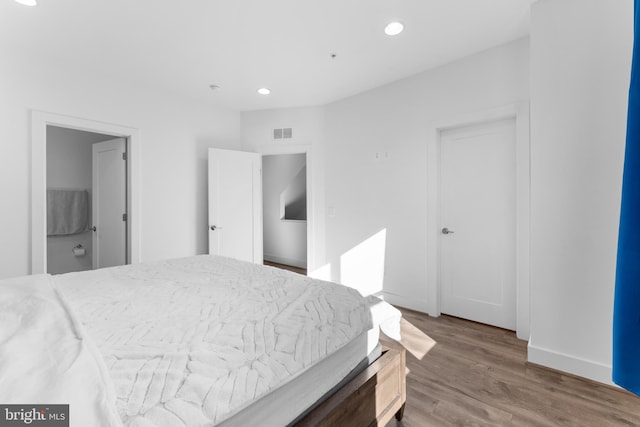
[441,227,455,235]
[90,226,97,232]
[210,225,216,231]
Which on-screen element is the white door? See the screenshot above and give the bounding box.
[92,138,127,269]
[440,118,516,330]
[208,148,263,263]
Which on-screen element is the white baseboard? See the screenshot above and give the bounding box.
[527,343,615,387]
[377,291,429,314]
[264,254,307,269]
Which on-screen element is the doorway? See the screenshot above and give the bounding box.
[426,104,530,339]
[206,146,313,274]
[31,111,140,275]
[262,153,308,275]
[46,126,127,274]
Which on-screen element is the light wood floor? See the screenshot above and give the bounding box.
[386,307,640,427]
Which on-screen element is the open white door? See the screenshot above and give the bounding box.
[208,148,263,264]
[92,138,127,269]
[439,118,516,330]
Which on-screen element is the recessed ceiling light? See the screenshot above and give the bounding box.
[384,22,404,36]
[257,88,271,95]
[15,0,37,6]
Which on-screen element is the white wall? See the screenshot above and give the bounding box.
[263,154,307,268]
[324,38,530,307]
[46,127,114,274]
[240,39,529,310]
[241,106,326,273]
[529,0,632,385]
[0,56,241,279]
[242,5,631,387]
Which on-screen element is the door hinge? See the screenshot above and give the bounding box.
[122,213,128,222]
[122,152,127,161]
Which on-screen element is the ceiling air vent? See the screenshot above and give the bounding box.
[273,128,293,140]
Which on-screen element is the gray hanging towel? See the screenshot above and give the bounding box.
[47,189,90,236]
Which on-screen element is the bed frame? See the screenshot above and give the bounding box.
[294,344,406,426]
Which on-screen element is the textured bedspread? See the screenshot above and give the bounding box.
[54,255,373,426]
[0,274,122,426]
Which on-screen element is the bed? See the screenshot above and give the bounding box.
[0,255,405,426]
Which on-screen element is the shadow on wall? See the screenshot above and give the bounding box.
[281,164,307,221]
[310,228,387,297]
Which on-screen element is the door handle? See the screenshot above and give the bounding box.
[441,227,455,235]
[91,226,97,232]
[210,225,223,231]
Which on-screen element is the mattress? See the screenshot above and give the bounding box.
[220,332,381,426]
[54,255,375,426]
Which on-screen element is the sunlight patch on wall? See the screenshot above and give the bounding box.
[340,229,387,296]
[309,263,331,281]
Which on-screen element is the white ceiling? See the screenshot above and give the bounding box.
[1,0,536,112]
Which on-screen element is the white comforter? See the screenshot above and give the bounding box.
[54,255,373,426]
[0,274,122,426]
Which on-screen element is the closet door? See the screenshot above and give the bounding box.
[440,118,516,330]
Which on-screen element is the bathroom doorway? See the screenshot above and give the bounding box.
[46,126,128,274]
[31,110,141,275]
